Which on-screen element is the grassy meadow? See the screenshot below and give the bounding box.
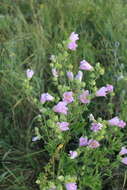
[1,0,127,189]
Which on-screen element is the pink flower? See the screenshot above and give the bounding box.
[68,41,78,51]
[69,151,78,159]
[63,91,74,104]
[106,84,114,92]
[53,101,68,115]
[119,147,127,155]
[67,71,74,80]
[69,32,79,41]
[90,123,103,132]
[96,84,114,97]
[108,117,126,128]
[96,87,107,97]
[57,122,69,131]
[79,60,93,71]
[65,182,77,190]
[121,157,127,165]
[118,120,126,128]
[108,117,119,126]
[79,90,90,104]
[79,137,88,147]
[52,68,58,77]
[88,139,100,148]
[68,32,79,51]
[26,69,34,79]
[40,93,54,104]
[75,71,83,82]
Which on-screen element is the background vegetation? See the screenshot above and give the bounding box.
[0,0,127,189]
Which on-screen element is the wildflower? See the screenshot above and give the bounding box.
[69,151,78,159]
[57,122,69,131]
[96,84,114,97]
[90,123,103,132]
[68,41,78,51]
[118,120,126,128]
[96,87,107,97]
[121,157,127,165]
[88,114,95,121]
[75,71,83,82]
[53,101,68,115]
[67,71,74,80]
[69,32,79,41]
[63,91,74,104]
[79,137,88,147]
[108,117,119,126]
[79,60,93,71]
[65,182,77,190]
[108,117,126,128]
[32,136,40,142]
[52,68,58,77]
[88,139,100,148]
[68,32,79,51]
[119,147,127,155]
[40,93,54,104]
[106,84,114,92]
[79,90,90,104]
[26,69,34,79]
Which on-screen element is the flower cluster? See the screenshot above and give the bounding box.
[108,117,126,128]
[32,32,127,190]
[79,137,100,148]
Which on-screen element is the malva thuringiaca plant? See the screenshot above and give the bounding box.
[26,32,126,190]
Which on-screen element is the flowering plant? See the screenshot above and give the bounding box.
[31,32,126,190]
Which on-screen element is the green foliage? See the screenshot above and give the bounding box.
[36,40,126,190]
[0,0,127,190]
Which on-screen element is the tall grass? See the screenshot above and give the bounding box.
[0,0,127,189]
